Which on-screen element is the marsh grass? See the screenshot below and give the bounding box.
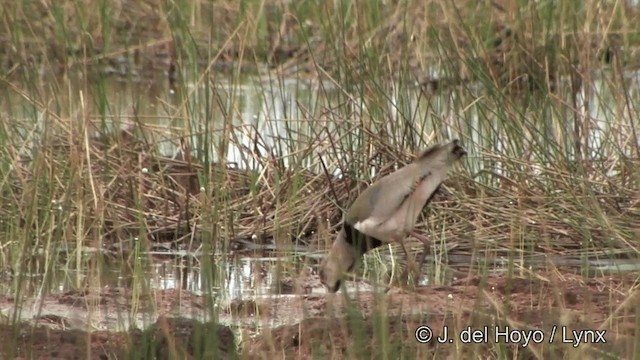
[1,0,639,358]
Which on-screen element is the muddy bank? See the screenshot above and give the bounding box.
[1,272,636,359]
[244,272,637,358]
[2,316,235,360]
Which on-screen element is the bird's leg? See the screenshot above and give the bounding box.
[410,230,431,283]
[398,241,413,285]
[392,236,426,289]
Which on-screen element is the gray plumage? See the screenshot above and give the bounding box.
[319,139,466,292]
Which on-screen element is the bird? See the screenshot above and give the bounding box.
[319,139,467,292]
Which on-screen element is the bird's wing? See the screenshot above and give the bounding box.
[348,163,438,224]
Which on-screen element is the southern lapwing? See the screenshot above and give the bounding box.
[319,139,466,292]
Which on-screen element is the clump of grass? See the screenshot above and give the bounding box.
[1,0,640,358]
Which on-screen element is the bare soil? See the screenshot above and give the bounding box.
[0,271,636,359]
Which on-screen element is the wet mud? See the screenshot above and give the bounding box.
[0,271,636,359]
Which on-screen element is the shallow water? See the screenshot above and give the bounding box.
[3,247,638,332]
[7,246,640,298]
[5,68,639,191]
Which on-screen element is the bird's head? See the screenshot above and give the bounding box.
[448,139,467,162]
[319,228,356,293]
[417,139,467,166]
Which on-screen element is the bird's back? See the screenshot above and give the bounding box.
[348,152,451,242]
